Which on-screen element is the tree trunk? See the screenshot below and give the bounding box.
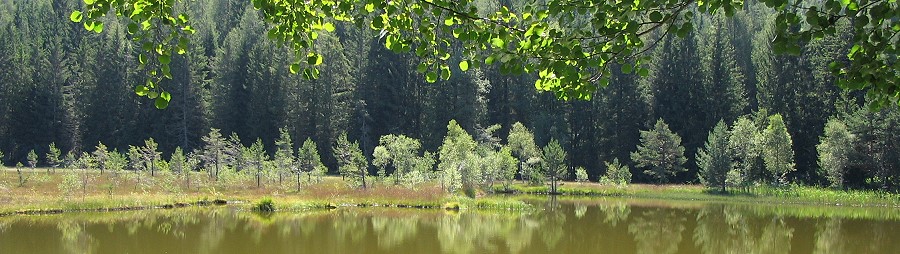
[257,164,262,188]
[360,169,367,189]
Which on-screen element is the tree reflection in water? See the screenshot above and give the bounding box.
[1,200,899,253]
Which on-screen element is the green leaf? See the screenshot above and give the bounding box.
[444,18,454,26]
[491,37,506,49]
[440,66,451,80]
[426,71,438,83]
[649,11,663,22]
[160,91,171,102]
[134,85,149,96]
[155,97,169,109]
[178,14,189,24]
[307,53,323,66]
[127,23,138,34]
[93,23,104,33]
[84,0,95,5]
[323,22,335,32]
[70,11,83,22]
[290,64,301,74]
[417,63,428,73]
[598,78,610,88]
[459,60,469,71]
[638,67,649,77]
[159,55,171,65]
[138,54,147,65]
[621,64,633,74]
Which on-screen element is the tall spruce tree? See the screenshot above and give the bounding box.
[697,121,732,192]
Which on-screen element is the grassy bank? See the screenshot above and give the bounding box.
[0,168,530,215]
[494,181,900,207]
[3,169,899,216]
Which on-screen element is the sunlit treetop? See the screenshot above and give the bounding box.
[71,0,900,109]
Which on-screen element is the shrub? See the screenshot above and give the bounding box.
[575,167,589,182]
[254,197,276,212]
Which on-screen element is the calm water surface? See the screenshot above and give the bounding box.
[1,198,899,253]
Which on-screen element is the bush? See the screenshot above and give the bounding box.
[575,167,589,182]
[601,158,632,186]
[254,197,276,212]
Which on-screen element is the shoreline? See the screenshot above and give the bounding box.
[2,170,898,217]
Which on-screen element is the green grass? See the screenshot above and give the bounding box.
[3,169,899,216]
[494,182,900,207]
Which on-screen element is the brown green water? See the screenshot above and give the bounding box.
[1,198,899,253]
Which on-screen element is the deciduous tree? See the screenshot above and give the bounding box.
[817,118,855,189]
[761,114,795,185]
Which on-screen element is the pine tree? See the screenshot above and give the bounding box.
[274,127,295,186]
[631,118,688,184]
[46,143,62,173]
[697,121,732,192]
[246,138,269,188]
[226,132,246,173]
[296,138,326,190]
[817,118,855,189]
[334,132,369,189]
[200,128,228,181]
[27,149,38,169]
[170,147,187,174]
[542,138,568,194]
[141,138,161,177]
[761,114,795,185]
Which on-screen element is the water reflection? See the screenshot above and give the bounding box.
[1,200,899,254]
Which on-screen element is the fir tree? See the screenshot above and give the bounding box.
[200,129,228,181]
[246,138,269,188]
[334,132,369,189]
[274,127,295,186]
[697,121,732,192]
[296,138,326,190]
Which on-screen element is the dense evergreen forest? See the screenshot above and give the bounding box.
[1,0,899,190]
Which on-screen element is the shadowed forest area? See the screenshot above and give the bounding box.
[2,0,900,192]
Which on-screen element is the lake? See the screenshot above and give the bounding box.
[1,198,898,253]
